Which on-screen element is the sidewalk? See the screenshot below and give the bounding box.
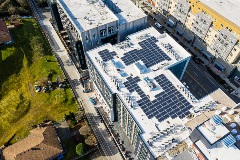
[36,9,123,160]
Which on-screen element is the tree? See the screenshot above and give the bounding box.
[9,14,20,21]
[79,125,91,136]
[85,134,97,146]
[76,143,86,155]
[64,112,76,121]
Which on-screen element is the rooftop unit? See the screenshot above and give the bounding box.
[134,61,145,74]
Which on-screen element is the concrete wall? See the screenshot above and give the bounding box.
[118,17,148,41]
[81,20,118,51]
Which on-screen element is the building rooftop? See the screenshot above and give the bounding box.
[0,19,11,44]
[58,0,118,32]
[200,0,240,27]
[58,0,146,32]
[86,27,217,158]
[2,122,63,160]
[195,116,240,160]
[197,117,229,144]
[104,0,147,25]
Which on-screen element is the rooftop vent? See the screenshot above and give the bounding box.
[87,0,98,4]
[134,62,145,74]
[137,33,150,40]
[99,1,105,7]
[116,40,132,50]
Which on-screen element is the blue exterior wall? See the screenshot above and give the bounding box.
[168,58,190,80]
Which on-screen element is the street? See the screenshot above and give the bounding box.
[147,14,240,102]
[182,59,218,99]
[28,0,123,159]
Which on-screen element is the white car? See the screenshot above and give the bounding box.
[155,22,162,28]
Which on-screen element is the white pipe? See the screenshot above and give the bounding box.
[231,103,240,110]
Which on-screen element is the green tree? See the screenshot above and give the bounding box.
[85,134,97,146]
[76,143,86,156]
[79,125,91,136]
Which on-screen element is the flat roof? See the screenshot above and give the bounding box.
[105,0,146,25]
[198,121,229,144]
[196,139,240,160]
[86,27,215,158]
[58,0,118,32]
[200,0,240,27]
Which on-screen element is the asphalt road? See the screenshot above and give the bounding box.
[147,16,164,34]
[182,59,218,99]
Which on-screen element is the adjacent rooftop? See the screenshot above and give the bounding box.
[197,115,229,144]
[58,0,118,32]
[200,0,240,27]
[0,19,11,45]
[86,27,216,158]
[103,0,147,25]
[58,0,146,32]
[2,122,63,160]
[195,115,240,160]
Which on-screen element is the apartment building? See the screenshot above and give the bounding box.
[48,0,147,70]
[151,0,240,75]
[85,27,225,159]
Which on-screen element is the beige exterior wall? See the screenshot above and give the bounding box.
[204,27,218,47]
[168,0,178,15]
[226,45,240,64]
[184,12,196,30]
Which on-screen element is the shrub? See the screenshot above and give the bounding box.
[85,134,97,146]
[79,125,91,136]
[76,143,86,155]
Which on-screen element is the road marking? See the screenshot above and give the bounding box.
[204,71,218,88]
[193,72,198,77]
[185,71,208,93]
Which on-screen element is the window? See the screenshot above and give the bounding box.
[93,33,95,39]
[100,29,106,37]
[97,40,99,45]
[90,42,93,46]
[116,26,118,31]
[221,24,224,27]
[86,35,88,41]
[108,26,114,34]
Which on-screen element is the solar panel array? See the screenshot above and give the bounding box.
[98,49,117,62]
[123,74,192,122]
[121,37,171,67]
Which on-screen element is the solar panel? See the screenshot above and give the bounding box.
[121,37,171,67]
[123,74,193,122]
[98,49,117,62]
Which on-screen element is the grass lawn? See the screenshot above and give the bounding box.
[0,19,77,146]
